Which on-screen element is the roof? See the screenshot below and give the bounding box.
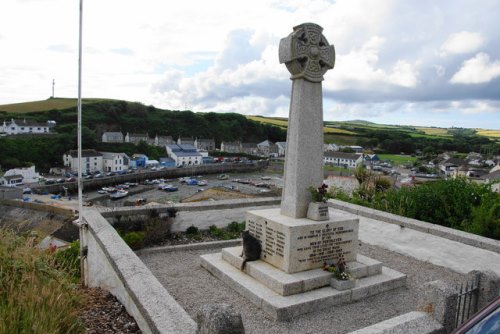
[101,152,129,159]
[442,158,467,166]
[103,132,123,136]
[276,142,287,148]
[4,174,23,180]
[66,149,102,158]
[324,152,362,160]
[242,142,257,148]
[128,133,148,138]
[4,119,48,127]
[481,170,500,181]
[196,138,214,143]
[258,140,273,147]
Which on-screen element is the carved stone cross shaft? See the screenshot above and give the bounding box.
[279,23,335,218]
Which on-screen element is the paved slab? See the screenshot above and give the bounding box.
[200,252,406,320]
[328,208,500,276]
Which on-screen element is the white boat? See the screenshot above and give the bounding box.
[197,180,207,186]
[261,176,271,180]
[110,190,128,200]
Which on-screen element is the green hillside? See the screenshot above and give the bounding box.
[0,98,112,113]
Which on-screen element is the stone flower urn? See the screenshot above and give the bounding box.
[306,201,330,221]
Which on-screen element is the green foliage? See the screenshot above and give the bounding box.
[122,231,145,250]
[0,229,85,333]
[208,222,246,240]
[54,240,81,281]
[337,178,500,240]
[308,184,334,203]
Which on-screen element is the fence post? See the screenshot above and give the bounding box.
[417,280,458,333]
[468,270,500,310]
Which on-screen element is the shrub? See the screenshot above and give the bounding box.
[143,217,173,246]
[227,221,245,233]
[122,231,145,250]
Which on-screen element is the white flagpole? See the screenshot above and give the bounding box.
[77,0,83,221]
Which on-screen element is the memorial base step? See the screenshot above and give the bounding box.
[200,251,407,320]
[221,246,383,296]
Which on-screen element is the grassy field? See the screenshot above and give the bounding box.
[247,115,357,135]
[0,97,111,113]
[377,154,417,165]
[415,127,451,137]
[476,129,500,139]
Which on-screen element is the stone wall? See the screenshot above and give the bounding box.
[81,210,197,333]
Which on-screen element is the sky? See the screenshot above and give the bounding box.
[1,0,500,130]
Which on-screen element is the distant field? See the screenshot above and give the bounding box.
[415,127,451,137]
[0,98,111,113]
[378,154,417,165]
[476,129,500,138]
[247,116,357,135]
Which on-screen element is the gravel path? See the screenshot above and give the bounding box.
[139,241,465,334]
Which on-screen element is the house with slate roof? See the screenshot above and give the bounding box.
[1,118,50,135]
[166,144,202,166]
[324,152,363,168]
[63,149,103,174]
[102,132,124,143]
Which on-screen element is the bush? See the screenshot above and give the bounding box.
[338,177,500,240]
[143,217,173,246]
[227,221,245,233]
[122,231,145,250]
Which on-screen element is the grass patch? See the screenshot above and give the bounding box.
[377,154,417,165]
[247,115,357,135]
[0,229,85,333]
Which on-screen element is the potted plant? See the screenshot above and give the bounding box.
[306,183,332,221]
[324,254,355,290]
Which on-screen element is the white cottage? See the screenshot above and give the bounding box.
[324,152,363,168]
[101,152,130,172]
[63,149,103,174]
[1,119,50,135]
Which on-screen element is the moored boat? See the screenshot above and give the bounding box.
[110,189,128,199]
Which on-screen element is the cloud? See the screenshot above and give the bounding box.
[440,31,485,55]
[110,48,134,56]
[450,53,500,84]
[47,44,73,53]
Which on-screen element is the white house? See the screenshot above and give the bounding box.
[276,142,287,157]
[4,165,40,183]
[101,132,124,143]
[257,140,278,156]
[166,144,203,166]
[0,174,24,187]
[101,152,130,172]
[63,149,103,174]
[324,143,340,152]
[324,152,363,168]
[1,119,50,135]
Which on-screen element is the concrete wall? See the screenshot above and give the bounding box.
[81,210,197,334]
[100,197,281,232]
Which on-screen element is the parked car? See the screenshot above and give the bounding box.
[452,296,500,334]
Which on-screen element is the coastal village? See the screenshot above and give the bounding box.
[1,6,500,334]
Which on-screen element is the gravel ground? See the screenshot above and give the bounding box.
[139,241,465,334]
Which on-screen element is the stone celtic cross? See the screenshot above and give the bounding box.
[279,23,335,218]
